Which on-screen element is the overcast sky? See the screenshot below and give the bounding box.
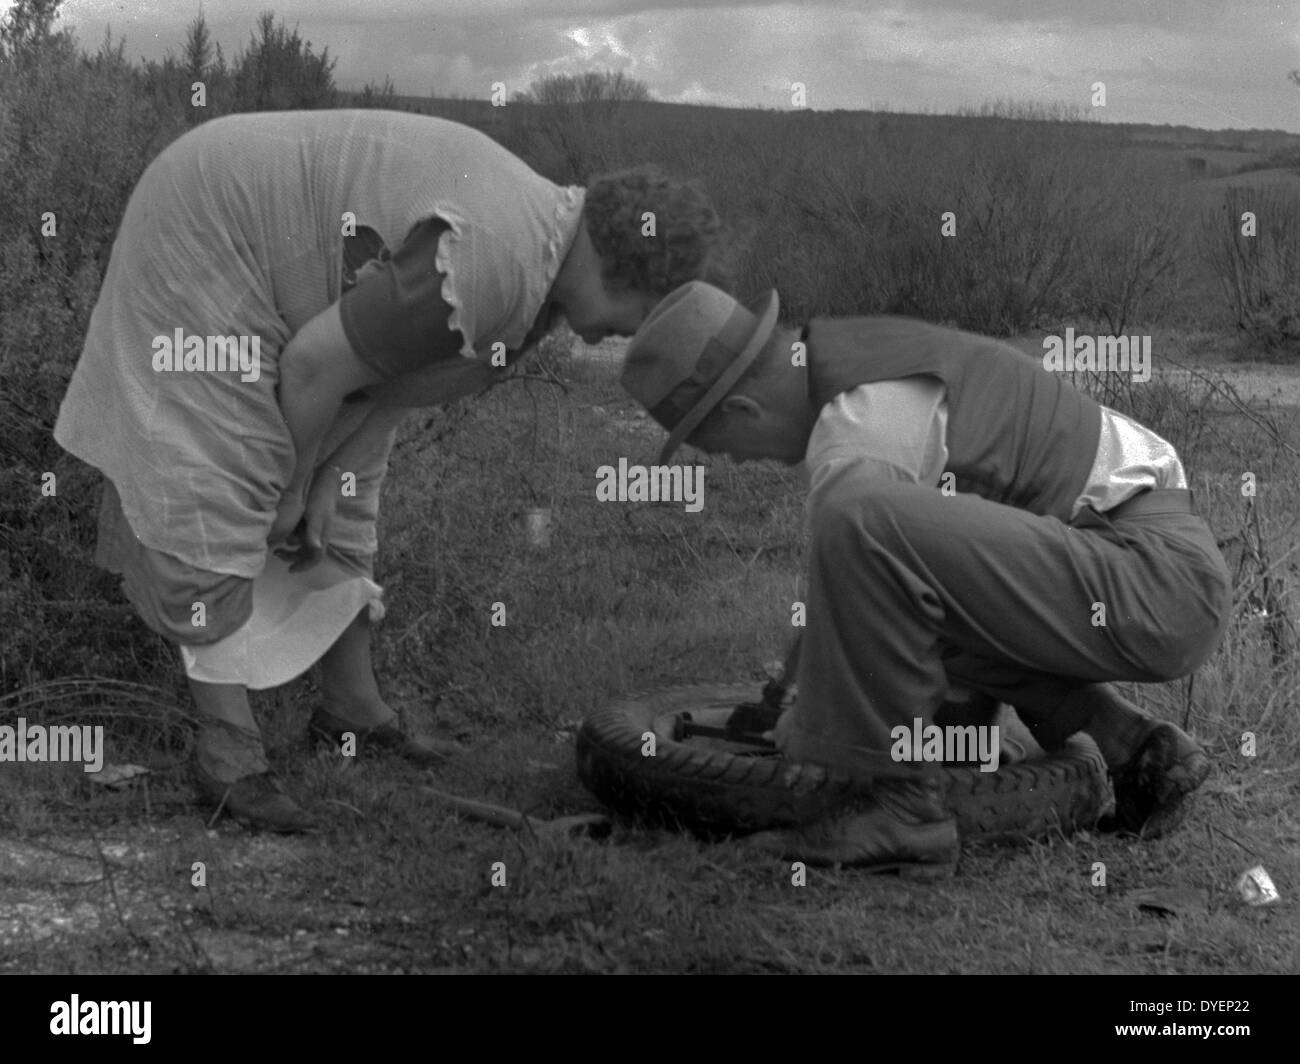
[57,0,1300,132]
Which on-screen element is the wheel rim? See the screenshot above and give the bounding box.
[650,704,782,757]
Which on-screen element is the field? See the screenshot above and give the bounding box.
[1,13,1299,974]
[4,335,1297,974]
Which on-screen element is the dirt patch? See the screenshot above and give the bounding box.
[0,823,408,974]
[1164,357,1300,407]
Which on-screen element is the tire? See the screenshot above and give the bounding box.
[576,683,1110,845]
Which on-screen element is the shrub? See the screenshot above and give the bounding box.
[230,11,337,113]
[1203,186,1300,358]
[511,71,653,183]
[0,23,184,688]
[357,76,397,108]
[1071,163,1181,334]
[0,2,344,691]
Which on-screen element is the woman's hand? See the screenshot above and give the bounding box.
[271,468,341,572]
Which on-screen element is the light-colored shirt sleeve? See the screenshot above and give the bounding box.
[1073,406,1187,517]
[804,377,949,503]
[804,377,1186,522]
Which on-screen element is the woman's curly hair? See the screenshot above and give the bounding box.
[583,165,731,296]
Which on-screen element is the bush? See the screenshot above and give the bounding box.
[0,11,190,689]
[230,11,337,113]
[717,114,1123,333]
[357,76,397,108]
[511,70,653,182]
[140,9,234,124]
[0,3,339,691]
[1204,186,1300,358]
[1070,162,1181,334]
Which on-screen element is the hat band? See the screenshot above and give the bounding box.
[657,289,780,464]
[648,337,737,430]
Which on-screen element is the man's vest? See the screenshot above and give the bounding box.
[804,317,1102,522]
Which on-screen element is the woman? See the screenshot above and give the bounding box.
[54,108,726,832]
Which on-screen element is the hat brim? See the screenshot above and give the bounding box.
[657,289,780,464]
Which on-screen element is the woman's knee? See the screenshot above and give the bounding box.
[120,550,254,646]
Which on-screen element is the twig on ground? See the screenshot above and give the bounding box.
[418,784,609,839]
[1207,821,1259,858]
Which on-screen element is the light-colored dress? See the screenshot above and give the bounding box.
[54,110,584,687]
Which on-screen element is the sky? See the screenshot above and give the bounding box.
[55,0,1300,133]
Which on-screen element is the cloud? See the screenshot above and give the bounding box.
[55,0,1300,131]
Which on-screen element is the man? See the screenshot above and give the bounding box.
[620,281,1231,876]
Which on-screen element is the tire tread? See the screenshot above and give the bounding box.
[576,683,1110,844]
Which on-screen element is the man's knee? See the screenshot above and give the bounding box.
[809,469,920,555]
[1123,593,1231,683]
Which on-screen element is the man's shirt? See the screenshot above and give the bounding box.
[804,378,1187,518]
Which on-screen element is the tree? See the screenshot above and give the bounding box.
[517,70,650,106]
[136,7,230,124]
[0,0,74,66]
[357,75,397,108]
[182,8,212,86]
[513,70,651,181]
[179,7,231,121]
[231,10,336,112]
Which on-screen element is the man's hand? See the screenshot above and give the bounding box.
[272,467,341,572]
[764,708,795,753]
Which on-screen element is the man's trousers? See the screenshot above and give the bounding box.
[780,469,1233,778]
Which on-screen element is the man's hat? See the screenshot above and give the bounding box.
[621,281,780,464]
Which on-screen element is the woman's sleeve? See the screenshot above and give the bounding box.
[338,216,466,380]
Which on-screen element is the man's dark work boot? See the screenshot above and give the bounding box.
[744,773,959,878]
[1110,721,1211,839]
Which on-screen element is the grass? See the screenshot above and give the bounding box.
[2,338,1298,975]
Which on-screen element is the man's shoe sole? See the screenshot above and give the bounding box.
[1111,722,1211,839]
